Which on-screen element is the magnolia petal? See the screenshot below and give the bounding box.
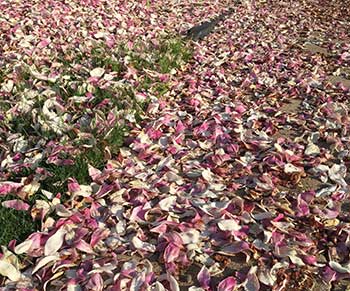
[43,270,65,291]
[75,239,95,254]
[67,283,83,291]
[55,204,73,217]
[284,163,302,174]
[150,282,166,291]
[2,199,30,211]
[164,243,180,263]
[218,276,237,291]
[288,252,305,267]
[328,164,347,187]
[258,268,276,286]
[243,266,260,291]
[197,266,211,289]
[132,236,156,252]
[44,228,66,256]
[14,239,33,255]
[0,182,22,196]
[329,261,350,273]
[0,260,21,281]
[90,67,105,78]
[86,273,104,291]
[202,169,214,182]
[2,80,14,93]
[168,274,180,291]
[19,181,40,198]
[159,196,177,211]
[218,241,250,256]
[88,165,102,181]
[180,229,200,244]
[218,219,241,231]
[304,143,320,156]
[32,255,59,274]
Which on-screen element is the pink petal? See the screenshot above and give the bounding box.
[197,266,211,289]
[38,38,51,48]
[164,243,180,263]
[68,178,80,192]
[2,199,30,211]
[0,182,22,196]
[86,273,103,291]
[75,239,95,254]
[218,277,237,291]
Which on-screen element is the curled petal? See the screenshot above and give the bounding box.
[197,266,211,289]
[243,266,260,291]
[218,276,237,291]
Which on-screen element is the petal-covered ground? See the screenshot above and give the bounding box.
[1,0,350,290]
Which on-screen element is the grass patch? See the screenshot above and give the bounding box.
[90,44,125,74]
[10,111,57,141]
[39,146,106,196]
[0,196,39,247]
[129,36,192,74]
[154,82,170,96]
[0,144,108,247]
[0,34,193,248]
[157,37,192,73]
[0,100,11,112]
[11,114,38,137]
[105,124,127,155]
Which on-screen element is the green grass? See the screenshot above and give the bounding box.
[32,144,109,197]
[0,145,108,246]
[105,124,127,155]
[0,35,193,247]
[0,196,39,246]
[129,36,192,74]
[11,114,38,137]
[0,100,11,112]
[90,44,125,74]
[157,37,192,73]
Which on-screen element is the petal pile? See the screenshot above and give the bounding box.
[1,0,350,290]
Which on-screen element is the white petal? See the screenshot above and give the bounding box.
[180,230,200,244]
[131,236,156,252]
[94,32,105,39]
[55,204,73,217]
[32,255,59,274]
[168,274,180,291]
[218,219,241,231]
[304,143,320,156]
[14,239,33,255]
[258,268,276,286]
[150,282,166,291]
[67,283,83,291]
[244,266,260,291]
[159,196,177,211]
[288,254,305,266]
[329,261,350,273]
[2,80,14,93]
[131,236,143,249]
[90,67,105,78]
[284,163,302,174]
[44,228,66,256]
[329,164,347,187]
[202,169,213,182]
[0,260,21,281]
